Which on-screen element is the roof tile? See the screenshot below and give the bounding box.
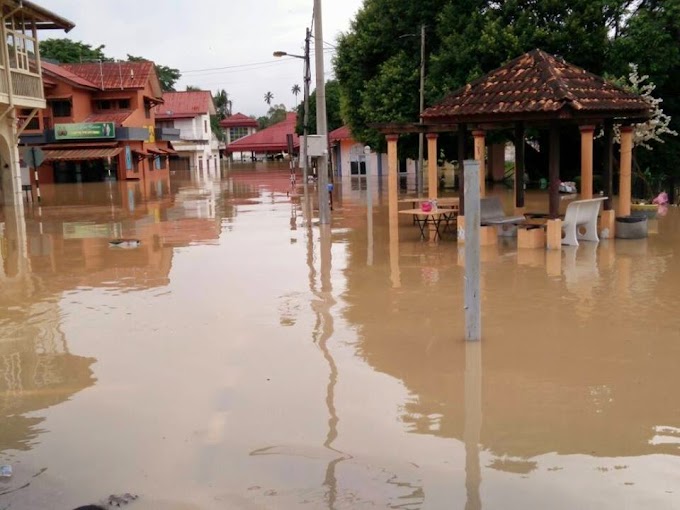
[422,49,650,122]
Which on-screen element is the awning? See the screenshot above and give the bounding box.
[159,148,178,155]
[46,94,73,101]
[146,147,164,155]
[43,147,122,162]
[42,141,118,150]
[132,149,149,157]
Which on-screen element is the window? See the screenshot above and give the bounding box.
[229,127,248,141]
[95,100,112,110]
[19,109,39,130]
[50,100,72,118]
[118,99,130,109]
[204,119,208,134]
[144,100,152,119]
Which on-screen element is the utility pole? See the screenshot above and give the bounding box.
[314,0,331,224]
[417,24,425,195]
[302,28,312,224]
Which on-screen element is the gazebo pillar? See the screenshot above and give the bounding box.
[618,125,634,217]
[514,122,525,213]
[457,124,467,242]
[600,121,615,238]
[547,125,562,250]
[473,130,486,197]
[386,134,399,220]
[426,133,438,200]
[579,124,595,199]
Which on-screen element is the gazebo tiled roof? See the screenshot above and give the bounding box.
[421,49,650,124]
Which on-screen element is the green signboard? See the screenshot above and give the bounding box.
[55,122,115,140]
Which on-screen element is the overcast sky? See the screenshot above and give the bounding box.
[37,0,365,117]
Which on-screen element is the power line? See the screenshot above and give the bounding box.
[181,59,289,74]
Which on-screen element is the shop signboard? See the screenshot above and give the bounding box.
[55,122,115,140]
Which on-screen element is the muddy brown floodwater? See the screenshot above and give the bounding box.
[1,165,679,509]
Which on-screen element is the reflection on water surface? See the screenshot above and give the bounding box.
[1,165,679,509]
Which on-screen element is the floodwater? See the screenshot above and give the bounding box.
[1,164,679,509]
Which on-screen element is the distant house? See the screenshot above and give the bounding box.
[19,60,174,184]
[220,113,258,161]
[155,91,218,172]
[226,112,298,161]
[329,125,387,179]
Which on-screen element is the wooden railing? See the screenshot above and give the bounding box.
[0,66,8,96]
[11,69,43,100]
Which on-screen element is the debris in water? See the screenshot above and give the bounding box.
[0,465,11,478]
[108,239,141,249]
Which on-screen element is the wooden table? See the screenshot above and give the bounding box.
[398,208,457,240]
[398,197,460,209]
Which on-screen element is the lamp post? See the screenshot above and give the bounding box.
[400,25,426,194]
[274,29,312,223]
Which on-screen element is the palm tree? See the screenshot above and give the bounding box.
[264,91,274,106]
[214,89,230,119]
[291,84,301,107]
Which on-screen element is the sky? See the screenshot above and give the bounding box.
[37,0,365,117]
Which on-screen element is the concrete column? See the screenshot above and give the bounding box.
[619,126,634,217]
[579,125,595,199]
[386,134,399,221]
[426,133,438,200]
[546,218,562,250]
[473,130,486,197]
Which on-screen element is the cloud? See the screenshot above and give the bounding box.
[38,0,363,116]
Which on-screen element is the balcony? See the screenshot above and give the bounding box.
[156,127,181,141]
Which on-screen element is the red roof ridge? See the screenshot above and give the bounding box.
[227,112,298,153]
[157,90,215,118]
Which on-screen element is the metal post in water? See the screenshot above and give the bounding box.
[464,163,481,341]
[364,145,373,266]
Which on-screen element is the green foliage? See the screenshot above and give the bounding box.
[334,0,645,158]
[264,91,274,106]
[39,38,111,63]
[127,55,181,92]
[258,104,287,129]
[214,89,231,119]
[295,80,343,135]
[185,85,201,91]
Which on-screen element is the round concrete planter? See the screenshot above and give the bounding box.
[631,204,658,219]
[615,216,648,239]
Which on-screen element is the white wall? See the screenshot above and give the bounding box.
[175,113,212,142]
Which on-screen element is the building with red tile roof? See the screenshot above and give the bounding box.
[219,113,258,161]
[19,60,175,186]
[155,91,219,172]
[226,112,297,157]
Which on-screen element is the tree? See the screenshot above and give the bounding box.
[291,84,301,107]
[334,0,634,155]
[295,80,345,136]
[185,85,201,91]
[214,89,231,119]
[39,38,111,63]
[127,55,181,92]
[264,91,274,106]
[257,104,287,130]
[608,0,680,198]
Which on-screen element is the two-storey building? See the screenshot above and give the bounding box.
[20,60,179,185]
[155,91,218,172]
[0,0,74,206]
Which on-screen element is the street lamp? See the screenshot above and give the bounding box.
[274,29,312,224]
[400,25,426,194]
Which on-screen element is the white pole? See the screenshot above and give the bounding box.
[464,163,481,341]
[314,0,331,224]
[364,146,373,266]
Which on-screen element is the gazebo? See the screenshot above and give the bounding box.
[379,49,651,248]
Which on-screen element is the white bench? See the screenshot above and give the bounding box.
[480,197,526,225]
[561,197,607,246]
